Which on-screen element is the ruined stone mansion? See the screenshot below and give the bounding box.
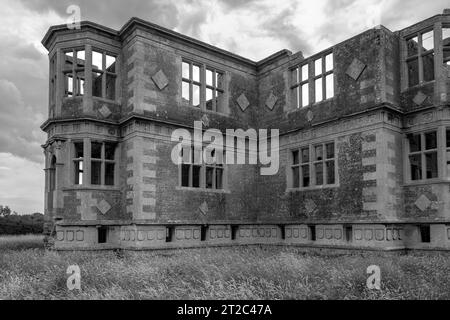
[41,10,450,251]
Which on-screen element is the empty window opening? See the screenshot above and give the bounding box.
[63,49,85,97]
[408,131,438,181]
[280,226,286,240]
[182,60,225,112]
[166,227,175,243]
[309,225,316,241]
[231,226,239,240]
[345,226,353,242]
[92,50,117,100]
[406,30,435,87]
[444,27,450,66]
[291,142,336,189]
[73,142,84,185]
[291,52,334,109]
[420,225,431,243]
[91,141,117,186]
[98,226,107,244]
[180,145,225,190]
[201,225,208,241]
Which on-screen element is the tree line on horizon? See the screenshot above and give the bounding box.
[0,205,44,235]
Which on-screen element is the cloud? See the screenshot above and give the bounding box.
[0,153,44,214]
[19,0,180,30]
[0,79,46,164]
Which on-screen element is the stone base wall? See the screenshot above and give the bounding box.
[52,223,450,251]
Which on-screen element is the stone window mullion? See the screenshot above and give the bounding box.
[200,65,206,111]
[102,52,107,98]
[418,33,424,83]
[101,142,106,186]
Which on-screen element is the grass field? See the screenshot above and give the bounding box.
[0,235,449,300]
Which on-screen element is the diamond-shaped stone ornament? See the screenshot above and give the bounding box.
[237,93,250,112]
[346,58,366,81]
[415,195,431,212]
[413,91,428,106]
[99,105,112,118]
[201,114,210,127]
[305,199,317,215]
[306,110,314,122]
[97,199,112,215]
[199,201,209,216]
[152,70,169,90]
[265,92,278,110]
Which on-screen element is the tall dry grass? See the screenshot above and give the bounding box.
[0,235,449,300]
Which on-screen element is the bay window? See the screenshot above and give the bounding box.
[62,46,118,101]
[408,131,438,181]
[72,140,117,186]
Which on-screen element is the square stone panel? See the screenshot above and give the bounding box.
[99,105,112,118]
[265,92,278,110]
[413,91,428,106]
[346,58,366,81]
[152,70,169,90]
[415,194,431,212]
[237,93,250,112]
[97,199,112,215]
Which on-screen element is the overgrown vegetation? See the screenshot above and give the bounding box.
[0,213,44,235]
[0,235,449,300]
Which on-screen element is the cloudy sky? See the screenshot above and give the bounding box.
[0,0,448,214]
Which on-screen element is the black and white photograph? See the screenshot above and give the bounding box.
[0,0,450,308]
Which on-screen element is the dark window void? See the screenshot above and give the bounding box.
[446,129,450,148]
[91,161,101,185]
[345,226,353,242]
[302,165,310,187]
[166,227,175,243]
[280,226,286,240]
[422,53,435,82]
[420,225,431,243]
[410,154,422,181]
[181,164,190,187]
[193,165,201,188]
[231,226,239,240]
[309,226,316,241]
[426,153,438,179]
[201,226,208,241]
[98,227,107,244]
[409,134,421,153]
[408,132,438,181]
[292,167,300,188]
[407,59,419,87]
[105,163,115,186]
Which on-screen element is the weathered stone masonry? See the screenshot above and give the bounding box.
[42,11,450,251]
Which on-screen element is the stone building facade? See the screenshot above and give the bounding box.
[41,10,450,251]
